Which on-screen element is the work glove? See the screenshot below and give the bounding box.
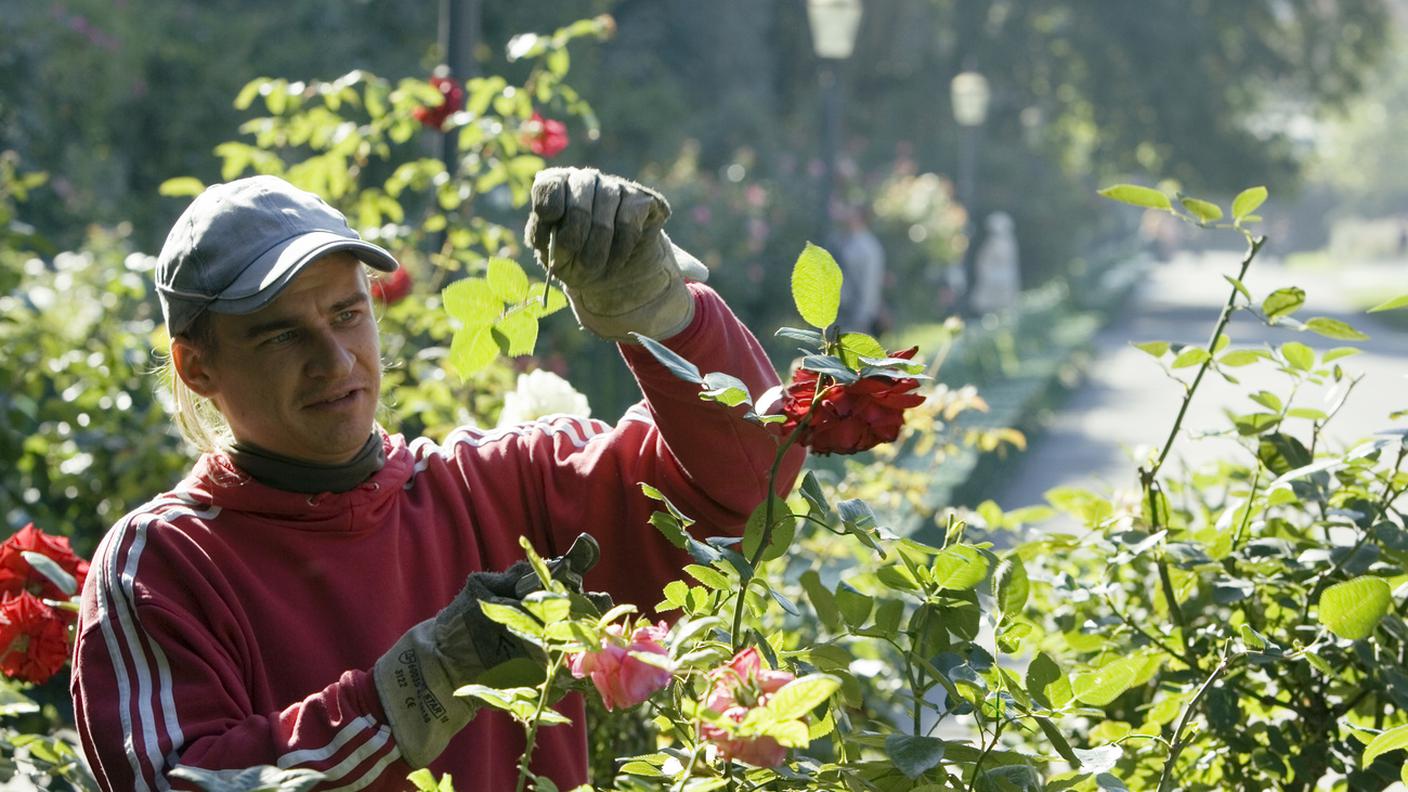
[373,534,608,768]
[525,168,710,342]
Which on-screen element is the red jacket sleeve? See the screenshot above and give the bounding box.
[482,284,806,610]
[71,508,400,792]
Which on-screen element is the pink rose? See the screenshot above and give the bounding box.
[699,647,796,768]
[570,622,673,710]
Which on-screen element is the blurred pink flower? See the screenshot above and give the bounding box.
[700,647,796,768]
[570,622,673,710]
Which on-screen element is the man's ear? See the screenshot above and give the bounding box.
[171,337,219,399]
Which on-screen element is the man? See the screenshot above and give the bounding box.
[71,169,800,790]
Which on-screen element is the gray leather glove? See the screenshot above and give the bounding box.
[525,168,709,342]
[372,535,609,768]
[373,562,536,768]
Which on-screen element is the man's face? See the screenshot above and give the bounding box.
[178,253,382,464]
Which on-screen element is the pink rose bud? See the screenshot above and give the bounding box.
[699,648,797,768]
[570,621,673,711]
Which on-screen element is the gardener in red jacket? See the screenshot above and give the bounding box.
[71,169,800,791]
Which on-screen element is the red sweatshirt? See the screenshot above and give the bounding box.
[72,285,802,792]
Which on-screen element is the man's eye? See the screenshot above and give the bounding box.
[337,310,359,323]
[266,330,296,346]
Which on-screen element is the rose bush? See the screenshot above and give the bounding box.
[411,74,465,131]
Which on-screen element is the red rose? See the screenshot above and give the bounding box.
[0,523,90,601]
[412,75,464,131]
[775,346,925,455]
[369,266,413,305]
[569,621,673,710]
[523,112,569,158]
[699,647,796,768]
[0,592,70,684]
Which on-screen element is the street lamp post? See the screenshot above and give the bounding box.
[807,0,863,242]
[950,68,989,312]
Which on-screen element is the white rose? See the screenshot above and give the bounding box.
[496,370,592,427]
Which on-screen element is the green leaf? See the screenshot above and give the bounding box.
[1322,347,1361,363]
[1219,349,1266,367]
[1171,347,1211,369]
[684,564,731,591]
[479,601,544,638]
[1025,652,1065,710]
[764,674,841,721]
[742,495,794,563]
[1262,287,1305,322]
[992,556,1029,618]
[1098,184,1171,211]
[1232,186,1268,221]
[442,279,502,325]
[699,372,752,408]
[158,177,206,197]
[448,325,500,378]
[835,584,873,628]
[1181,197,1223,223]
[1280,342,1315,371]
[1035,716,1079,764]
[800,570,841,633]
[630,334,703,383]
[492,312,538,357]
[1222,275,1250,301]
[1317,576,1391,640]
[838,332,888,369]
[1303,317,1369,341]
[931,545,989,591]
[20,551,76,596]
[486,257,531,303]
[1364,723,1408,765]
[791,242,843,329]
[885,734,946,780]
[1133,341,1169,358]
[1072,657,1143,707]
[648,511,688,549]
[1367,293,1408,313]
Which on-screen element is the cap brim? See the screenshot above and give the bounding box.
[206,232,400,316]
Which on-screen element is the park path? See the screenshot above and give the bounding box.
[984,250,1408,511]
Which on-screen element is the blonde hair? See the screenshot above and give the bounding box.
[162,312,234,455]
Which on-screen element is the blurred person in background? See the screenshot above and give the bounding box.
[969,211,1021,315]
[834,201,888,335]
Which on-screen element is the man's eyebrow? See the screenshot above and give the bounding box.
[242,292,368,340]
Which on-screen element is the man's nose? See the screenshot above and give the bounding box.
[306,328,356,379]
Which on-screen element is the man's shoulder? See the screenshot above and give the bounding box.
[405,415,619,462]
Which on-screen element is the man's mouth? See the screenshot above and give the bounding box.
[306,387,364,409]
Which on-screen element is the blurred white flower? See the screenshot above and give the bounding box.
[496,370,591,427]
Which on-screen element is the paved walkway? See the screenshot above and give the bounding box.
[986,251,1408,510]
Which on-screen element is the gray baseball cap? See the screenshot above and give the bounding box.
[156,175,399,336]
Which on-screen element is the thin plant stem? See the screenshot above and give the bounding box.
[1158,651,1235,792]
[966,715,1008,792]
[516,653,565,792]
[731,414,809,652]
[1145,235,1265,484]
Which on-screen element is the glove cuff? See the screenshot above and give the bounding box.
[372,620,477,768]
